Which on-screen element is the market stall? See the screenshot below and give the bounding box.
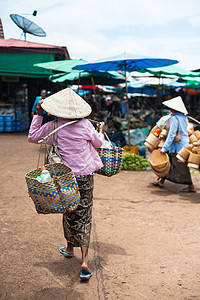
[0,85,29,132]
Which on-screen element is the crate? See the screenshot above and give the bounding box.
[0,115,14,122]
[4,126,15,132]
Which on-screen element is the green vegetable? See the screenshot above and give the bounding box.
[122,152,149,171]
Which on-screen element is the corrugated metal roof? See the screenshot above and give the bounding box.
[0,38,70,59]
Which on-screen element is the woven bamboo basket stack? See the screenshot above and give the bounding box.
[176,126,200,170]
[148,149,170,177]
[145,122,194,153]
[144,125,168,153]
[145,121,196,177]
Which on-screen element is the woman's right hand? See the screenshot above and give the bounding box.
[97,122,106,134]
[36,100,44,116]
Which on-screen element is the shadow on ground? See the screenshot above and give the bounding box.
[147,182,200,204]
[31,287,83,300]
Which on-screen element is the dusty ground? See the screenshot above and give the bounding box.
[0,133,200,300]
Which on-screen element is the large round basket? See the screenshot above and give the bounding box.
[149,149,169,169]
[25,163,80,214]
[150,160,170,177]
[96,147,123,177]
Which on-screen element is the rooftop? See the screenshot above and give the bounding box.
[0,38,70,59]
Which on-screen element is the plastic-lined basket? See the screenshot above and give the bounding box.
[25,163,80,214]
[96,147,124,177]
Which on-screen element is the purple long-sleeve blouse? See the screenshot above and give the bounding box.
[28,115,103,176]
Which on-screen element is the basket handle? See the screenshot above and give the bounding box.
[38,119,79,143]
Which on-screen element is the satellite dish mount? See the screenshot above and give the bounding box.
[10,12,46,41]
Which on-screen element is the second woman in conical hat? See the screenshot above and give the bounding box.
[28,88,106,280]
[153,96,195,192]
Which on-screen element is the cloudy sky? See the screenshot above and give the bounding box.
[1,0,200,70]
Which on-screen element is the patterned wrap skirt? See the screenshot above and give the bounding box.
[63,175,94,247]
[165,153,192,185]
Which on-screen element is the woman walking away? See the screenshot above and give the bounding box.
[28,88,106,280]
[153,96,196,193]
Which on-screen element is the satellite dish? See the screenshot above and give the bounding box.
[10,13,46,40]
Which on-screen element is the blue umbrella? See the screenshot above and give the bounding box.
[124,86,158,96]
[74,53,178,145]
[73,53,178,72]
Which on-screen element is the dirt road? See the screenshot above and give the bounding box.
[0,133,200,300]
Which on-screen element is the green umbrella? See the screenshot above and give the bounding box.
[34,59,87,73]
[49,70,125,85]
[141,65,200,78]
[178,76,200,88]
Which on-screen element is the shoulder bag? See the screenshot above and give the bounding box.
[173,116,181,143]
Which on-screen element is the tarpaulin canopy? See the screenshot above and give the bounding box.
[143,65,200,78]
[0,52,55,77]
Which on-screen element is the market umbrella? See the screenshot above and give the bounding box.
[35,59,125,93]
[49,71,125,85]
[34,59,87,73]
[178,76,200,86]
[123,85,158,97]
[74,53,178,145]
[143,65,200,78]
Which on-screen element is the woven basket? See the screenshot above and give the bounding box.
[144,141,154,153]
[96,147,123,177]
[194,130,200,140]
[25,163,80,214]
[145,133,160,149]
[149,149,169,169]
[189,134,198,144]
[176,147,191,163]
[150,160,170,177]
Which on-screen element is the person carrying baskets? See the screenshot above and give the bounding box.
[28,88,106,280]
[152,96,196,192]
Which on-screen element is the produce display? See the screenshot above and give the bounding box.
[123,145,139,154]
[122,152,150,171]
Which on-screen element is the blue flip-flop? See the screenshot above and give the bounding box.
[59,246,74,258]
[80,269,92,281]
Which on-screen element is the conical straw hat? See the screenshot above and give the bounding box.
[111,95,120,102]
[162,96,188,115]
[41,88,92,119]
